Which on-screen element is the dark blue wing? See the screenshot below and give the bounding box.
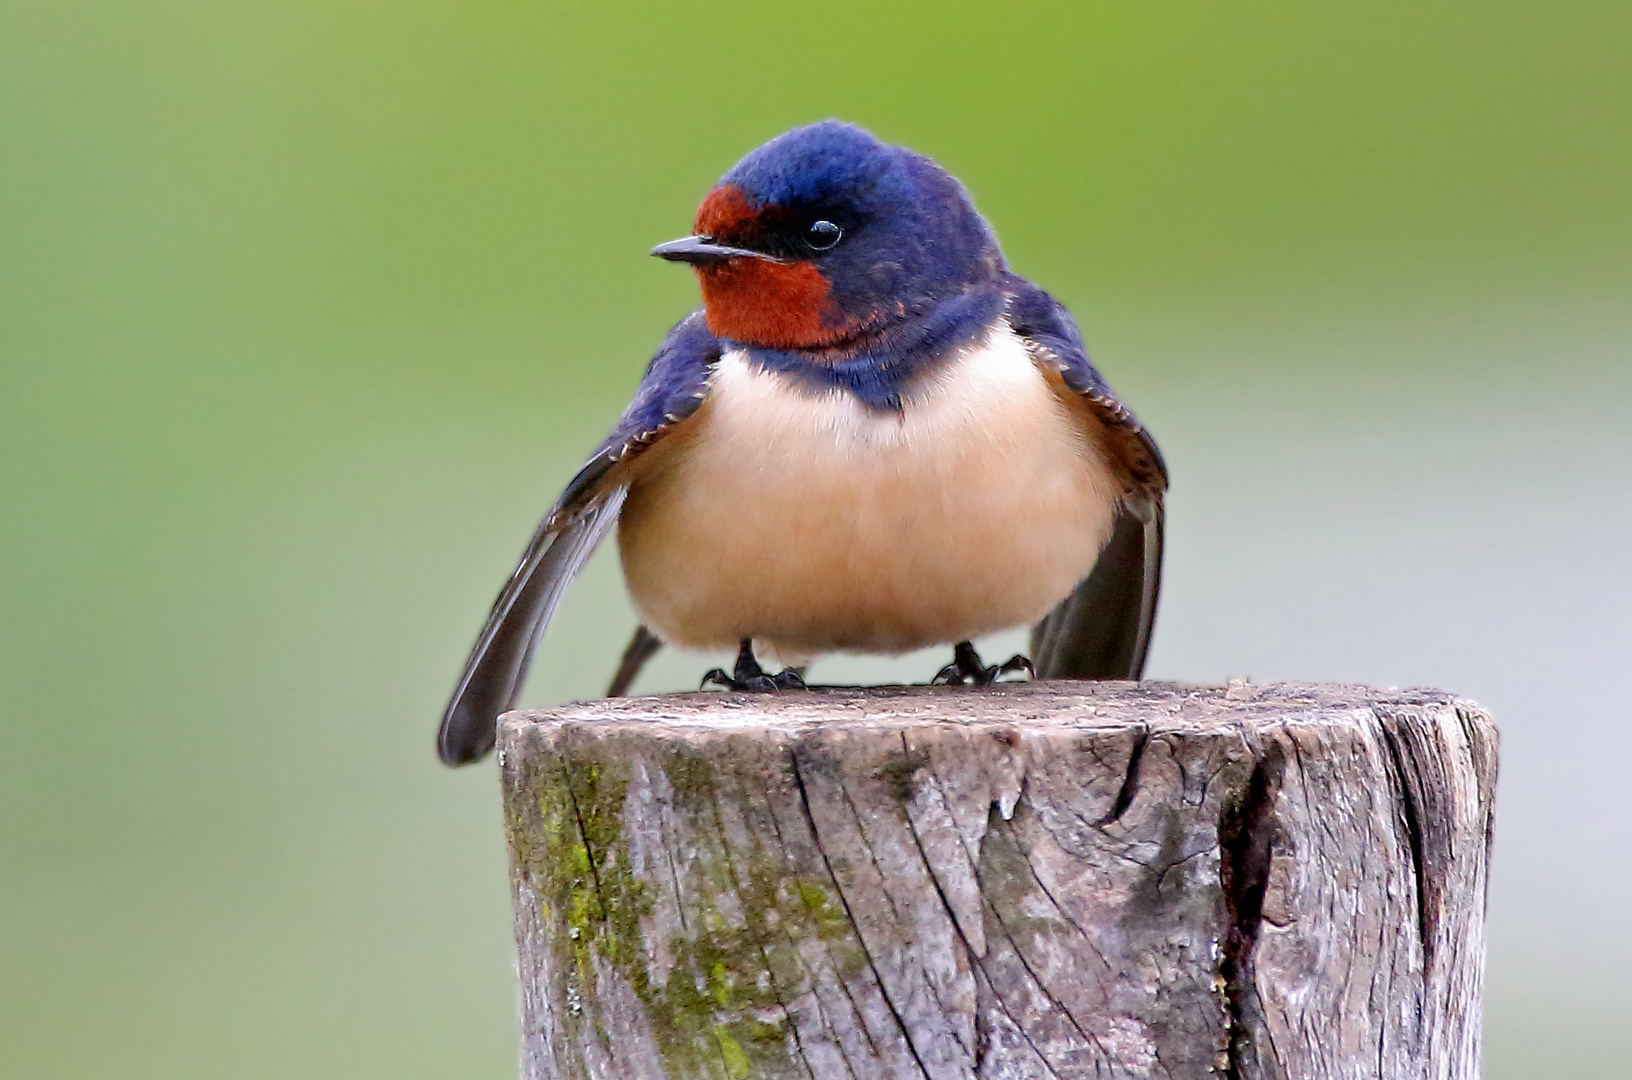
[1006,278,1168,680]
[438,312,719,764]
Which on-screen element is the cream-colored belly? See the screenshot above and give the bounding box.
[618,325,1122,656]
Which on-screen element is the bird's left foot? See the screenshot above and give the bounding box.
[933,640,1033,687]
[702,639,807,693]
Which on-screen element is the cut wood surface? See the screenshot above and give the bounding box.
[498,682,1497,1080]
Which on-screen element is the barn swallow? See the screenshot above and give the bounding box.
[438,120,1166,765]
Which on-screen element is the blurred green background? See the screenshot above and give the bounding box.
[3,2,1628,1075]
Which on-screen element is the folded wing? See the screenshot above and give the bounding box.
[1006,279,1169,680]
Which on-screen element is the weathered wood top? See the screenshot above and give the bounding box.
[501,680,1478,740]
[499,682,1497,1080]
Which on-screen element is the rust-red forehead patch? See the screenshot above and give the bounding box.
[694,184,758,239]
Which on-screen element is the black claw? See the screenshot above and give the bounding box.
[997,654,1035,678]
[700,639,806,693]
[933,641,1034,687]
[771,669,807,690]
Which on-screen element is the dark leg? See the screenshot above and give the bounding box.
[933,640,1034,687]
[702,639,808,693]
[606,624,663,697]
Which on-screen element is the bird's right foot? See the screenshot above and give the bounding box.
[701,639,807,693]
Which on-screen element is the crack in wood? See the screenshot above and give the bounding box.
[560,754,609,924]
[1217,741,1285,1080]
[650,762,689,935]
[790,748,934,1080]
[756,768,880,1070]
[918,735,1120,1073]
[1457,704,1501,915]
[705,773,819,1080]
[843,765,976,1065]
[1098,725,1149,826]
[1378,718,1437,975]
[991,811,1118,991]
[896,780,1065,1078]
[973,805,1118,1073]
[747,775,871,1080]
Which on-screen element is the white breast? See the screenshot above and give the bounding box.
[617,323,1123,657]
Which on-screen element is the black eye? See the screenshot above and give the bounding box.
[804,219,843,251]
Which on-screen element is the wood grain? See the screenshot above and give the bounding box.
[498,682,1496,1080]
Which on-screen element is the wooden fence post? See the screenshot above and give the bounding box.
[497,682,1497,1080]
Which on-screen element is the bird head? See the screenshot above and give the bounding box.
[653,121,1003,350]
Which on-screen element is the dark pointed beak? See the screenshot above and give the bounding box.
[650,235,782,264]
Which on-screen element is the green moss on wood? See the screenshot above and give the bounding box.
[512,736,860,1079]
